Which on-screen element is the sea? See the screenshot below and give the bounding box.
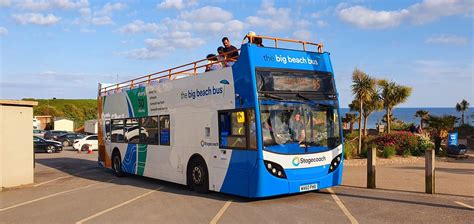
[340,108,474,129]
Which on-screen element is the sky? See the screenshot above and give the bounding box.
[0,0,472,107]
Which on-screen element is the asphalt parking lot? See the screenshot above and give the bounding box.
[1,148,473,224]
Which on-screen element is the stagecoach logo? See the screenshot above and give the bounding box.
[292,156,327,166]
[201,140,218,147]
[292,157,300,166]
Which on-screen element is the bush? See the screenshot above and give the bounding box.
[343,141,355,160]
[370,131,419,156]
[360,147,368,158]
[383,146,396,158]
[416,135,434,156]
[402,149,411,157]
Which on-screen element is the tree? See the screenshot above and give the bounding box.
[378,79,412,133]
[351,69,376,154]
[455,99,470,125]
[342,113,358,133]
[426,115,458,155]
[349,90,382,136]
[414,110,429,129]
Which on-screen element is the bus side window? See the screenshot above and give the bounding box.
[218,110,247,149]
[111,119,124,143]
[125,118,140,144]
[159,115,170,146]
[248,110,257,149]
[140,116,159,145]
[105,120,111,141]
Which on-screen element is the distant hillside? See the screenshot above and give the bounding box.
[24,98,97,129]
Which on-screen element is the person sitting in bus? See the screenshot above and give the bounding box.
[289,113,306,144]
[205,54,222,72]
[222,37,239,66]
[248,37,264,47]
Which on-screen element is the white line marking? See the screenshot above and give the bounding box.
[210,200,232,224]
[34,170,99,187]
[75,186,163,224]
[328,188,359,224]
[0,179,114,212]
[455,201,474,210]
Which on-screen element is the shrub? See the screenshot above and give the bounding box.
[370,131,419,155]
[360,147,368,158]
[416,135,434,156]
[343,141,355,160]
[402,149,411,157]
[383,146,396,158]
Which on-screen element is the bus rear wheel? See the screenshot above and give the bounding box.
[187,158,209,193]
[112,151,125,177]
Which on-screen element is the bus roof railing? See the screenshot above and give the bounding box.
[243,34,323,53]
[100,34,324,95]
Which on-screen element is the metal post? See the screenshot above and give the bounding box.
[425,148,435,194]
[367,146,376,188]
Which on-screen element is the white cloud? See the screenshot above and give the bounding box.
[179,6,232,22]
[292,30,311,41]
[157,0,196,10]
[0,27,8,36]
[246,0,293,31]
[338,6,408,29]
[13,13,61,25]
[91,16,113,25]
[118,20,166,34]
[125,31,205,60]
[17,0,89,11]
[426,34,468,45]
[80,27,95,33]
[96,2,126,16]
[0,0,11,7]
[337,0,473,29]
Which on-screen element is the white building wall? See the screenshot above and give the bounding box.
[54,119,74,131]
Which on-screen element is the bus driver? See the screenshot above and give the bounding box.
[289,113,306,144]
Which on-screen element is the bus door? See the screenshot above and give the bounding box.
[216,110,256,195]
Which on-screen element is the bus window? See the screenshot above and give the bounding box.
[248,110,257,149]
[219,110,247,149]
[105,120,111,141]
[140,116,159,145]
[159,115,170,145]
[125,118,140,144]
[111,119,124,142]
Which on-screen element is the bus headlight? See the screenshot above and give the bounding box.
[264,160,287,179]
[328,154,342,173]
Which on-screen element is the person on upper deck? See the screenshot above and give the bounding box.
[217,46,227,67]
[222,37,239,64]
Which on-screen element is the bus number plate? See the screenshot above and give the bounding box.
[300,183,318,192]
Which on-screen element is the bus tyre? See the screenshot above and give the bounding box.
[112,151,125,177]
[188,158,209,193]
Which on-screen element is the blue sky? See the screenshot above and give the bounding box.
[0,0,472,107]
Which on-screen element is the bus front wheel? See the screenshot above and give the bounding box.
[187,158,209,193]
[112,151,125,177]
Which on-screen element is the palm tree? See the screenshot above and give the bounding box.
[455,99,470,125]
[378,79,412,133]
[349,90,382,136]
[426,115,458,154]
[342,113,358,133]
[414,110,429,129]
[351,69,376,154]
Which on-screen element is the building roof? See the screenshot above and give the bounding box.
[0,100,38,107]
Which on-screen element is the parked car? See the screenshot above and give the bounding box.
[56,133,86,147]
[33,136,63,153]
[73,135,98,151]
[33,129,47,138]
[44,130,70,140]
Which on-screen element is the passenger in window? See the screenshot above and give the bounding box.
[289,113,306,144]
[205,54,222,72]
[222,37,239,66]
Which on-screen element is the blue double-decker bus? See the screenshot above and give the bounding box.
[97,33,343,198]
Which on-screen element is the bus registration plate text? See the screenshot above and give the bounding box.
[299,183,318,192]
